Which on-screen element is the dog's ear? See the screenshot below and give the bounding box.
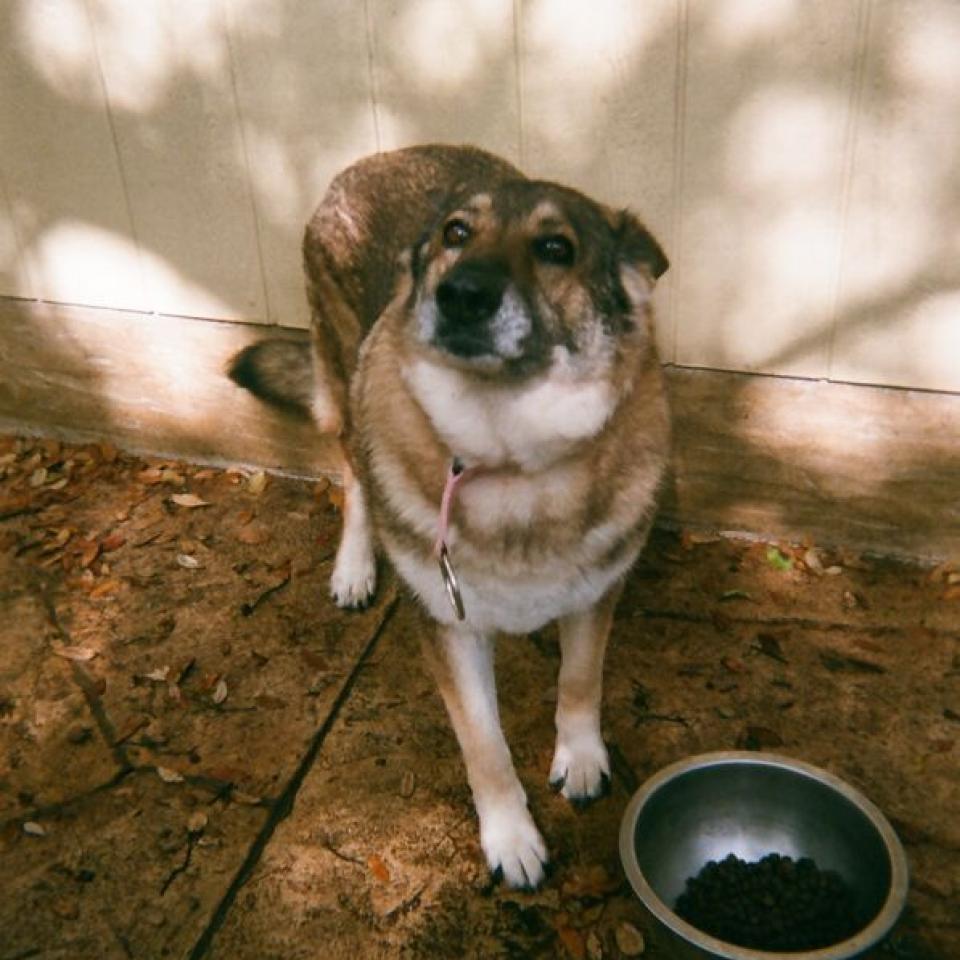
[610,210,669,283]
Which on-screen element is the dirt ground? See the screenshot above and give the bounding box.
[1,433,957,960]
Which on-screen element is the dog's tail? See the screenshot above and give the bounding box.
[228,339,313,418]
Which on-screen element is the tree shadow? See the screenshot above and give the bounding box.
[1,0,957,541]
[1,4,959,958]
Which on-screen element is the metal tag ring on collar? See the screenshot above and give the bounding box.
[438,543,466,621]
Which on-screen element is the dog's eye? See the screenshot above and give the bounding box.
[442,219,472,249]
[533,234,575,266]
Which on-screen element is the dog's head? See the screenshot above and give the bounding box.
[403,179,668,377]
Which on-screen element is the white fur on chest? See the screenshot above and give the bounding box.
[387,534,634,634]
[403,349,618,472]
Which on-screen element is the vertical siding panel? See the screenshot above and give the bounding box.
[0,165,36,299]
[0,0,146,309]
[666,0,690,364]
[367,0,520,162]
[227,0,378,329]
[674,0,861,377]
[520,0,679,358]
[93,0,265,321]
[830,0,960,392]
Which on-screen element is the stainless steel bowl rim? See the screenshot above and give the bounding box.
[619,751,910,960]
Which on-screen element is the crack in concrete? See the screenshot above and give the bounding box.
[2,767,133,830]
[187,590,400,959]
[160,831,200,897]
[632,606,955,638]
[33,572,132,771]
[1,764,276,832]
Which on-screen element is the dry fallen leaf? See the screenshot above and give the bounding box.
[561,864,619,899]
[615,922,646,956]
[399,770,416,799]
[136,467,165,484]
[187,811,208,834]
[557,926,586,960]
[842,590,864,610]
[680,530,720,550]
[236,523,270,546]
[928,562,956,583]
[247,470,268,496]
[55,646,98,662]
[89,578,123,598]
[170,493,210,509]
[231,790,261,805]
[99,442,119,463]
[72,538,96,566]
[101,532,126,552]
[52,527,74,548]
[157,766,185,784]
[212,678,228,705]
[367,854,391,883]
[721,656,748,674]
[143,666,171,682]
[586,930,603,960]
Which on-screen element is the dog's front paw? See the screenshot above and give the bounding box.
[329,542,377,609]
[479,803,548,890]
[549,732,610,805]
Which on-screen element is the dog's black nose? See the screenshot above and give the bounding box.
[436,259,508,327]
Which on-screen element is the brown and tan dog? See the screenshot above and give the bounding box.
[229,144,670,888]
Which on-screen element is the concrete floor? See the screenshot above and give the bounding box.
[1,434,957,959]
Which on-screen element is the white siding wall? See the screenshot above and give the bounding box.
[1,0,958,390]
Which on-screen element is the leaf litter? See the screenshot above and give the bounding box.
[1,437,957,959]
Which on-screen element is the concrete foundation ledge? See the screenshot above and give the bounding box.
[1,297,957,559]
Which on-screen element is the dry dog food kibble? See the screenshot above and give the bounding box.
[675,852,865,951]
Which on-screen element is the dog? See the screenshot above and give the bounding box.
[229,144,670,888]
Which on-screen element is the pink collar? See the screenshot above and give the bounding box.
[434,457,474,556]
[434,457,475,621]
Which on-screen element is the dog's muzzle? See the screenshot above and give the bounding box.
[434,258,511,359]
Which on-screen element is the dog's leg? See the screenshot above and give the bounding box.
[308,313,347,436]
[329,454,377,608]
[549,581,623,803]
[422,625,548,889]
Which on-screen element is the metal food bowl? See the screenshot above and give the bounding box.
[619,752,909,960]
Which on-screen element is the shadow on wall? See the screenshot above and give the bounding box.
[0,0,958,552]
